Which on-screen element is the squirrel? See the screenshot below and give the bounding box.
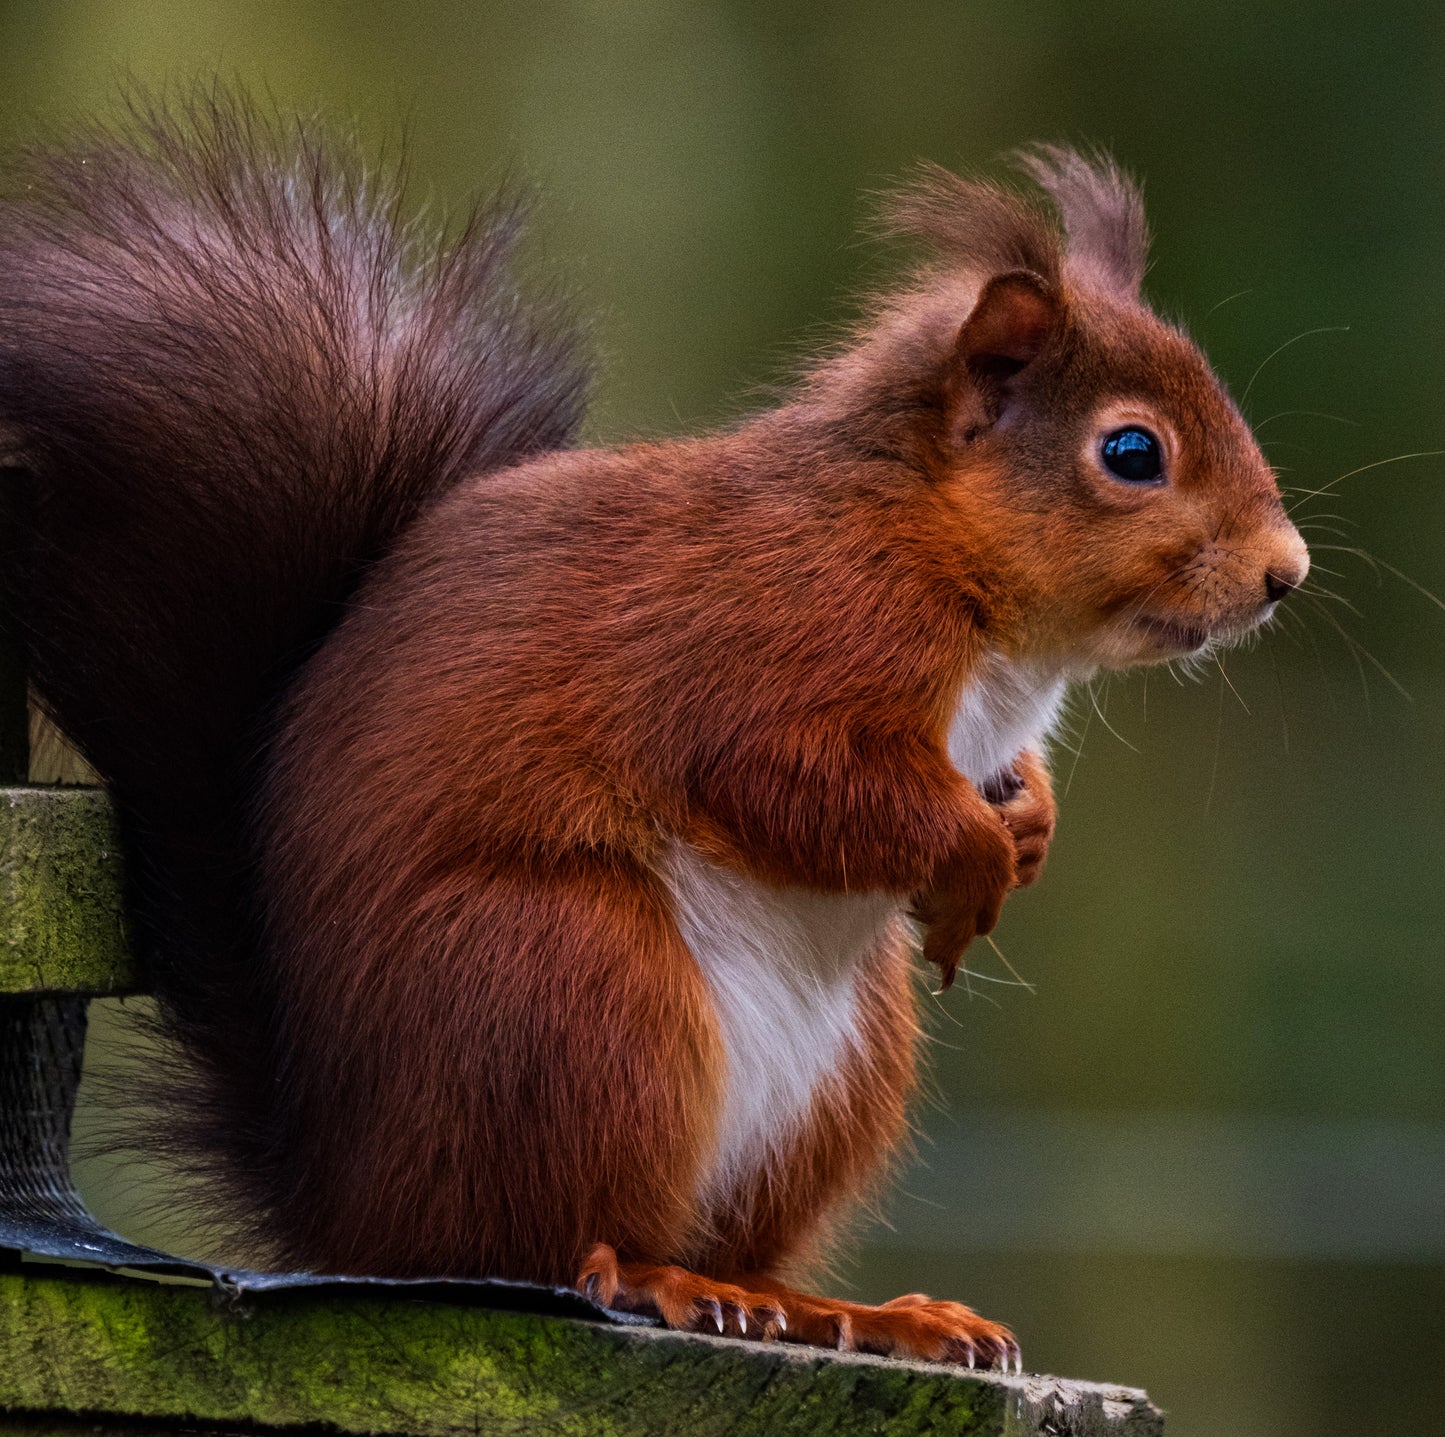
[0,93,1307,1368]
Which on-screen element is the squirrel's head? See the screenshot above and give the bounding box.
[857,147,1307,671]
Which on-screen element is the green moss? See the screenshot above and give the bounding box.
[0,787,138,995]
[0,1270,1162,1435]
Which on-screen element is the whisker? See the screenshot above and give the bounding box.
[1063,682,1097,798]
[1213,655,1252,716]
[1286,509,1357,530]
[982,935,1037,994]
[1277,603,1339,711]
[1347,553,1445,614]
[1304,595,1411,701]
[931,965,1001,1008]
[1306,543,1386,592]
[1286,449,1445,513]
[1203,287,1254,318]
[1293,521,1355,542]
[1241,326,1350,408]
[1300,581,1363,617]
[1087,680,1140,753]
[1327,449,1445,486]
[1285,506,1355,527]
[1286,486,1348,509]
[1253,408,1358,432]
[1268,645,1290,754]
[1297,540,1445,625]
[928,981,998,1014]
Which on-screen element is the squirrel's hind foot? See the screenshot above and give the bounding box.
[747,1282,1021,1371]
[578,1243,787,1339]
[576,1243,1020,1370]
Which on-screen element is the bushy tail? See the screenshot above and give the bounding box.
[0,90,587,1245]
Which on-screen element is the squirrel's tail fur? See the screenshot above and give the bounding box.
[0,91,587,1245]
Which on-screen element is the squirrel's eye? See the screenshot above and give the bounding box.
[1099,426,1164,484]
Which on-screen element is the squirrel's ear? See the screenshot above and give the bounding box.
[945,269,1060,441]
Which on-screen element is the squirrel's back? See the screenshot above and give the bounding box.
[0,91,587,1232]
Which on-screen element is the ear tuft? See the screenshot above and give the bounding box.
[1015,145,1149,295]
[877,163,1062,285]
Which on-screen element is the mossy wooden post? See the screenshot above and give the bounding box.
[0,471,98,1253]
[0,1266,1167,1436]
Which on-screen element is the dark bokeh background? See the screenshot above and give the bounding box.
[3,4,1442,1434]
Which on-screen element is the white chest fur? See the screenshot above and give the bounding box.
[662,837,898,1210]
[663,651,1071,1213]
[948,652,1070,784]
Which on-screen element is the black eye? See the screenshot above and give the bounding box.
[1100,426,1164,484]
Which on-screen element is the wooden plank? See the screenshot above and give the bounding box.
[0,1269,1163,1436]
[0,788,137,996]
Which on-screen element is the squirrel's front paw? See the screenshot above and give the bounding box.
[909,814,1015,990]
[986,749,1056,889]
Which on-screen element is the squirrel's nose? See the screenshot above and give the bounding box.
[1263,535,1309,604]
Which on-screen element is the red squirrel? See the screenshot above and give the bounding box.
[0,95,1306,1368]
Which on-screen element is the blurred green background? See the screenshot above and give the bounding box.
[3,3,1443,1434]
